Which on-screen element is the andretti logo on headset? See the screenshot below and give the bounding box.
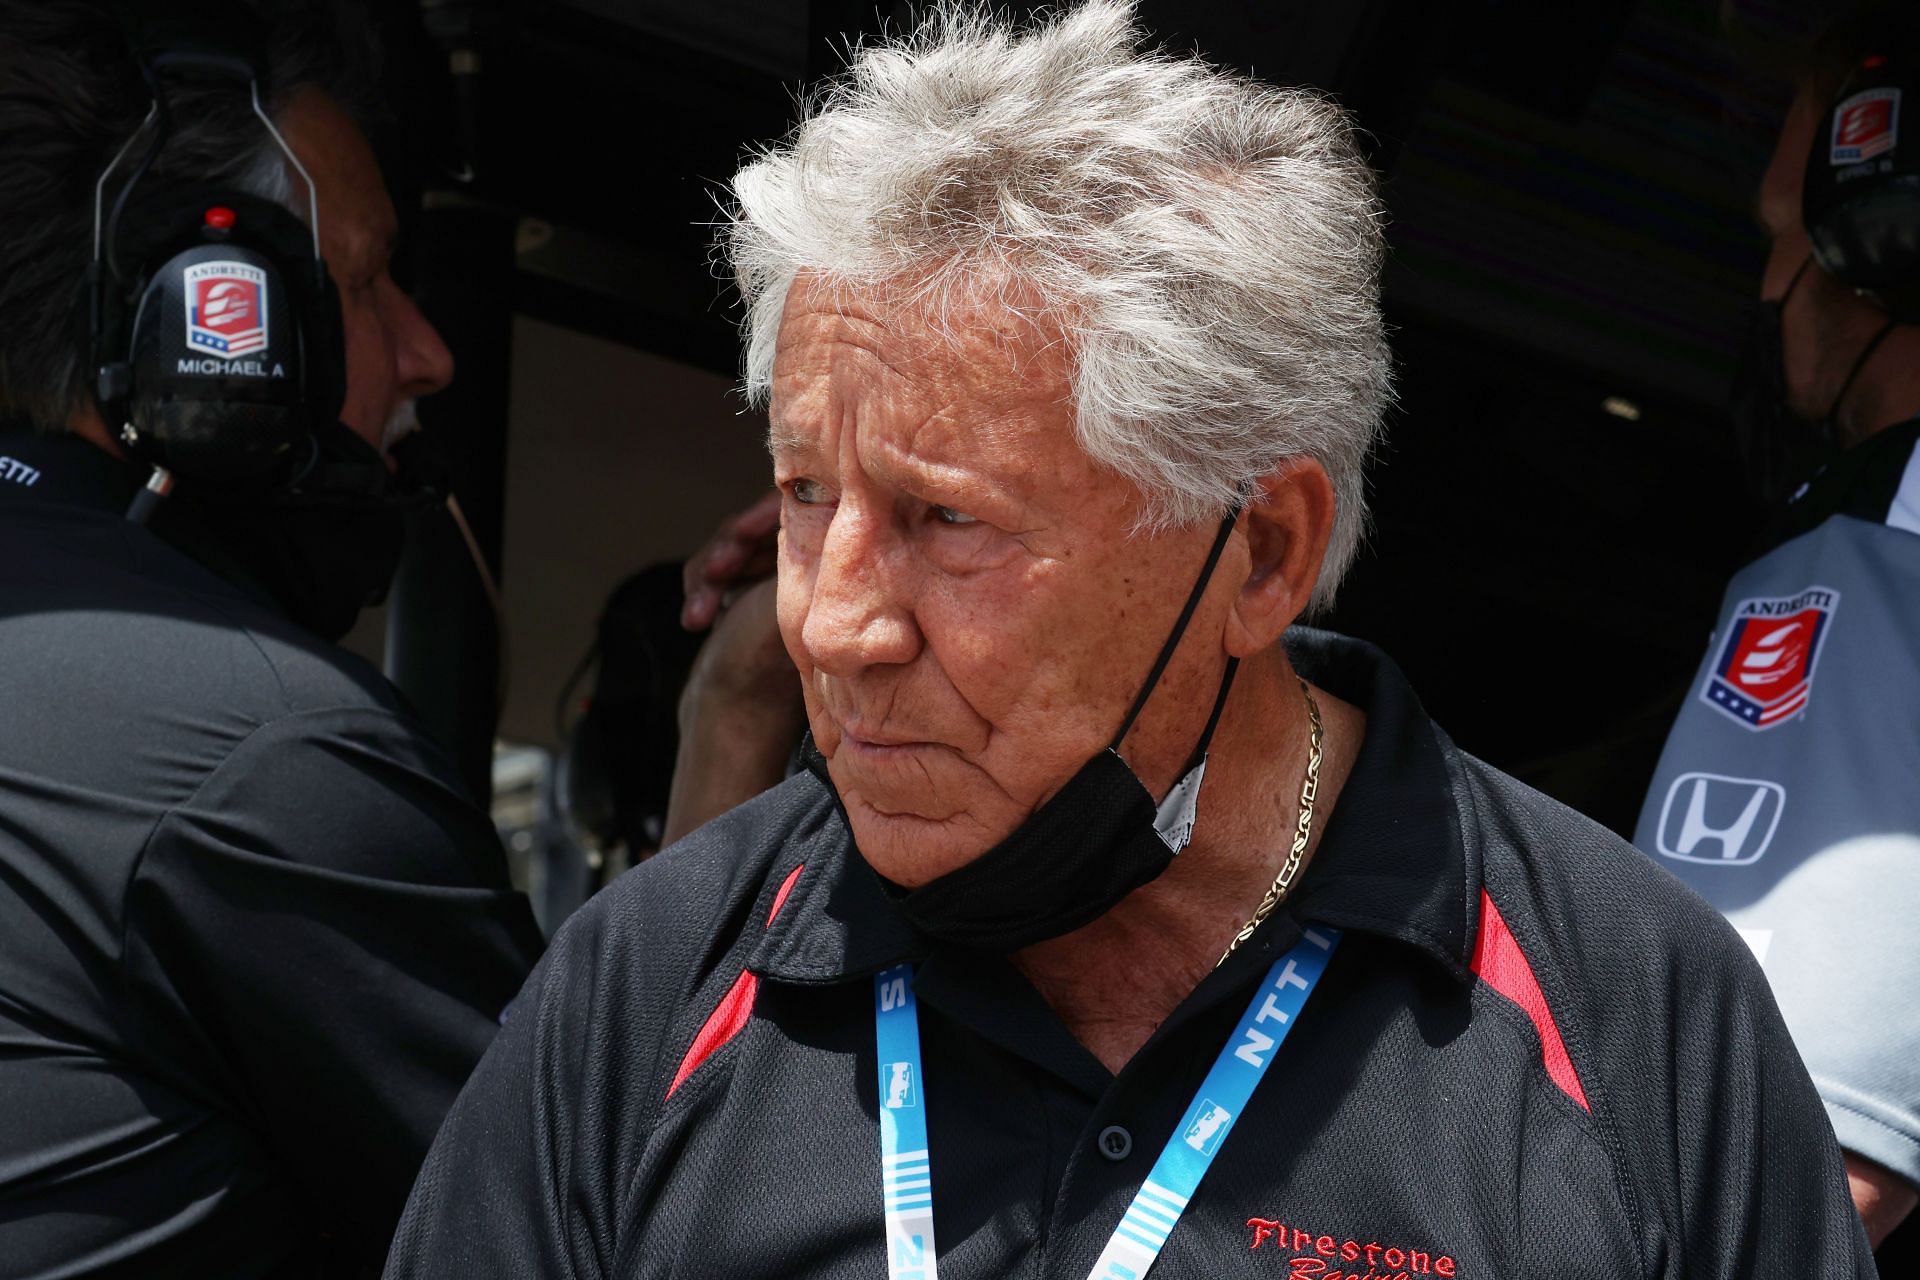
[1830,86,1900,165]
[184,260,268,358]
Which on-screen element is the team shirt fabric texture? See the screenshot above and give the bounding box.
[0,432,545,1279]
[387,629,1872,1279]
[1636,416,1920,1196]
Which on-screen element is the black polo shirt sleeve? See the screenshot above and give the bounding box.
[383,906,600,1279]
[385,788,792,1280]
[1620,902,1874,1276]
[121,705,545,1268]
[1483,774,1874,1278]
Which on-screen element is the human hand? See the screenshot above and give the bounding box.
[680,490,781,632]
[679,576,800,718]
[663,575,806,845]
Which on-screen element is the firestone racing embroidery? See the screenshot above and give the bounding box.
[1247,1217,1459,1279]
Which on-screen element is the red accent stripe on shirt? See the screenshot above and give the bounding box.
[766,862,805,926]
[665,863,807,1100]
[665,969,758,1099]
[1471,889,1590,1112]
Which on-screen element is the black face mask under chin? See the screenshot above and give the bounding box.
[806,511,1243,954]
[155,496,405,642]
[1731,257,1899,504]
[152,421,420,642]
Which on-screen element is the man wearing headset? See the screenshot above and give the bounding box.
[0,3,544,1275]
[1635,2,1920,1255]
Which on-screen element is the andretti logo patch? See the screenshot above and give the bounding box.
[184,261,268,357]
[1700,587,1838,730]
[1830,86,1900,165]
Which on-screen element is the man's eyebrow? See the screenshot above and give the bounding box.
[766,422,813,456]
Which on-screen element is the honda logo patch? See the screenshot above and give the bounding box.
[1831,86,1900,165]
[1655,773,1785,866]
[1700,586,1838,730]
[184,261,268,357]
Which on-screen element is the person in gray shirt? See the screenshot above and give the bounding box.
[1635,2,1920,1251]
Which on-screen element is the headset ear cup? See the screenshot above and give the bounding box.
[1803,59,1920,319]
[125,240,311,486]
[102,189,340,489]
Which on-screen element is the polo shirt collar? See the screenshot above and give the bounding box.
[1282,627,1479,982]
[751,628,1480,986]
[0,429,144,514]
[0,429,294,619]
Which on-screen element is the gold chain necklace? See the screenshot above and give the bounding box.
[1217,677,1323,968]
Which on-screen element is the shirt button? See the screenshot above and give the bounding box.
[1097,1125,1133,1161]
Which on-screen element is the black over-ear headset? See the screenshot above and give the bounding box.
[1804,50,1919,322]
[87,5,366,520]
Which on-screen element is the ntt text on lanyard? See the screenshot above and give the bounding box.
[872,926,1341,1280]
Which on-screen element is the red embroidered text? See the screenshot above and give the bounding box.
[1247,1218,1457,1278]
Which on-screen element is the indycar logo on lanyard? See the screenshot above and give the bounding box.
[1699,587,1838,730]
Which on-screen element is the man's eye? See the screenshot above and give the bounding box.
[790,479,830,505]
[932,505,979,526]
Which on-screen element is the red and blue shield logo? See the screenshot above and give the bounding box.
[1830,87,1900,165]
[1700,587,1839,730]
[184,260,269,358]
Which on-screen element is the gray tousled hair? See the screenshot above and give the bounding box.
[724,0,1393,612]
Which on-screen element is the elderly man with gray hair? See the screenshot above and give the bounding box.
[387,5,1872,1277]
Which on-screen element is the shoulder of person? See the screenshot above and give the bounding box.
[546,771,839,990]
[1447,748,1819,1148]
[482,773,839,1133]
[1452,748,1763,997]
[50,507,411,727]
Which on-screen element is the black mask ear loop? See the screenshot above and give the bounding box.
[1783,255,1899,449]
[1822,316,1900,442]
[1777,254,1814,310]
[1108,508,1243,762]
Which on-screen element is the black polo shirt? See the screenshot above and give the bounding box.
[386,629,1872,1279]
[0,433,544,1278]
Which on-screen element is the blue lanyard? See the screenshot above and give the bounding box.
[872,926,1341,1280]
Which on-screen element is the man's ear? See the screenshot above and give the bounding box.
[1224,459,1335,658]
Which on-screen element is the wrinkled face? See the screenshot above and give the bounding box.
[1755,89,1889,421]
[280,89,453,454]
[770,276,1235,888]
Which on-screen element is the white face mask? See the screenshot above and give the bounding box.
[1153,755,1210,855]
[380,398,421,457]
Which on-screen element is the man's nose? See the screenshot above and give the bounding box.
[800,503,921,678]
[389,282,455,397]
